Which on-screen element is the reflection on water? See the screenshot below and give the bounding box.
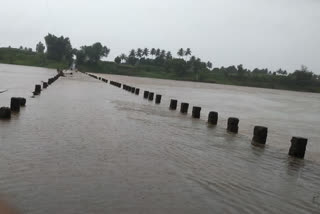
[0,64,320,214]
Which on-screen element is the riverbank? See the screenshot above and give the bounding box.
[0,48,69,69]
[2,46,319,93]
[79,61,320,93]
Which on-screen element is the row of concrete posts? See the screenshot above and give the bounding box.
[0,73,62,120]
[167,98,307,159]
[84,72,308,160]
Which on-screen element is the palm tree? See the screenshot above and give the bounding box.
[120,53,127,63]
[177,48,184,58]
[166,51,172,60]
[150,48,156,59]
[136,48,143,58]
[143,48,149,58]
[129,49,136,58]
[156,48,161,57]
[185,48,191,60]
[160,50,166,58]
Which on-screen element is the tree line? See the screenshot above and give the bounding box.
[112,47,319,83]
[22,34,111,67]
[5,33,319,86]
[115,48,212,68]
[113,48,215,80]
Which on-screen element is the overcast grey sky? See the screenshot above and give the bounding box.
[0,0,319,73]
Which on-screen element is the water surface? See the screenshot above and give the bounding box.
[0,64,319,213]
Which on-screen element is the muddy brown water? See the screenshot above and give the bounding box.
[0,64,320,213]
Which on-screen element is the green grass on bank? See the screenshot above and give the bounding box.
[0,48,69,69]
[79,61,320,93]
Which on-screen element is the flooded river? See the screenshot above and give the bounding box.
[0,64,319,213]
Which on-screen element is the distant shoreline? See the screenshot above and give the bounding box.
[0,48,69,70]
[1,46,319,93]
[79,62,320,94]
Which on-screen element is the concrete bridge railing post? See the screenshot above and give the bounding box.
[144,91,149,99]
[148,92,154,101]
[169,99,177,110]
[227,117,239,133]
[289,137,308,159]
[0,107,11,119]
[10,97,21,112]
[180,103,189,114]
[208,111,218,125]
[252,126,268,146]
[155,94,162,104]
[192,106,201,118]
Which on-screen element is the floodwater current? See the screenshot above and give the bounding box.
[0,64,320,213]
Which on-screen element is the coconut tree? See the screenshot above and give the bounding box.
[177,48,184,59]
[136,48,143,58]
[166,51,172,60]
[156,48,161,57]
[129,49,136,58]
[185,48,192,60]
[143,48,149,58]
[160,50,166,58]
[150,48,156,59]
[128,49,138,65]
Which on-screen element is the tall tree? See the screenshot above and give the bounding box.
[143,48,149,57]
[237,64,244,77]
[36,42,45,54]
[103,46,110,58]
[129,49,136,58]
[193,58,202,81]
[150,48,156,58]
[160,50,166,58]
[114,56,121,64]
[177,48,184,58]
[292,65,314,81]
[120,53,127,62]
[44,33,73,62]
[185,48,192,58]
[75,49,86,65]
[81,42,110,63]
[156,48,161,57]
[166,51,172,60]
[207,61,213,69]
[136,48,143,58]
[189,56,196,62]
[127,49,138,65]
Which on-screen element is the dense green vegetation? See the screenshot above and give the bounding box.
[0,47,68,69]
[1,33,320,93]
[77,47,320,93]
[78,60,320,92]
[44,34,73,63]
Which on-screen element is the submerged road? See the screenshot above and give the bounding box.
[0,68,320,214]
